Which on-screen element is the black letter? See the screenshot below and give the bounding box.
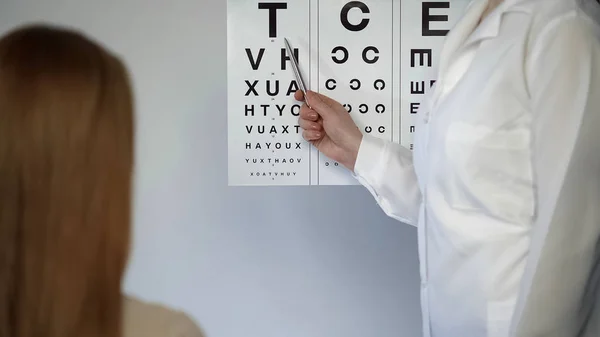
[245,80,259,96]
[422,2,450,36]
[261,105,269,116]
[410,103,420,114]
[350,79,361,90]
[326,79,337,90]
[258,2,287,38]
[291,104,301,116]
[341,1,370,32]
[411,81,425,94]
[287,81,299,95]
[246,48,266,70]
[332,46,349,64]
[374,79,385,91]
[266,80,280,96]
[359,104,368,113]
[276,105,286,116]
[362,46,379,64]
[282,48,299,70]
[245,104,255,116]
[411,49,432,67]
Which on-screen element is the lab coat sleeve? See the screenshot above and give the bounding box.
[512,16,600,337]
[352,134,421,227]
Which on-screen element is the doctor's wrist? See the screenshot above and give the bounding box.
[341,131,362,172]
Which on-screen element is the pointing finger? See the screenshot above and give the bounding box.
[299,117,322,132]
[300,104,318,121]
[294,89,305,101]
[305,91,334,118]
[303,130,322,141]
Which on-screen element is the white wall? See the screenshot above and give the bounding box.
[0,1,421,336]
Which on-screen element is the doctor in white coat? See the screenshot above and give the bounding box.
[296,0,600,336]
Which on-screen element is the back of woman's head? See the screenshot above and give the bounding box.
[0,24,134,337]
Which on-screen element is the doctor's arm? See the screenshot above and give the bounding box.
[297,90,422,227]
[352,134,421,226]
[512,16,600,337]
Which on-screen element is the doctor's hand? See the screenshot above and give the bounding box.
[295,90,363,171]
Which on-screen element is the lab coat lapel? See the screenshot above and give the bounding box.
[437,0,534,86]
[437,0,489,81]
[462,6,503,46]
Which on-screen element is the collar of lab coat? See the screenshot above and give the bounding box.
[437,0,535,80]
[439,0,599,77]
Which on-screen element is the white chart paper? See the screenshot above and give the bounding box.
[228,0,469,186]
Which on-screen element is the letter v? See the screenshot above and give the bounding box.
[246,48,265,70]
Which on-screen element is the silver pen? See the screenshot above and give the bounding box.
[283,38,311,108]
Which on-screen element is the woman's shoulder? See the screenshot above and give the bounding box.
[123,296,205,337]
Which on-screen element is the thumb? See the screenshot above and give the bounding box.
[306,91,334,118]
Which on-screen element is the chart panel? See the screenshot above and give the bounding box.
[228,0,312,185]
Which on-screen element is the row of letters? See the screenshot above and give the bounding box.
[243,124,387,135]
[256,1,450,38]
[245,48,435,71]
[245,157,303,164]
[243,103,390,117]
[243,79,432,96]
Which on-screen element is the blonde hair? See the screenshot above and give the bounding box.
[0,24,134,337]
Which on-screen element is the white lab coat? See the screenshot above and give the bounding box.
[353,0,600,336]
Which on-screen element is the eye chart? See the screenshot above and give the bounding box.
[228,0,469,186]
